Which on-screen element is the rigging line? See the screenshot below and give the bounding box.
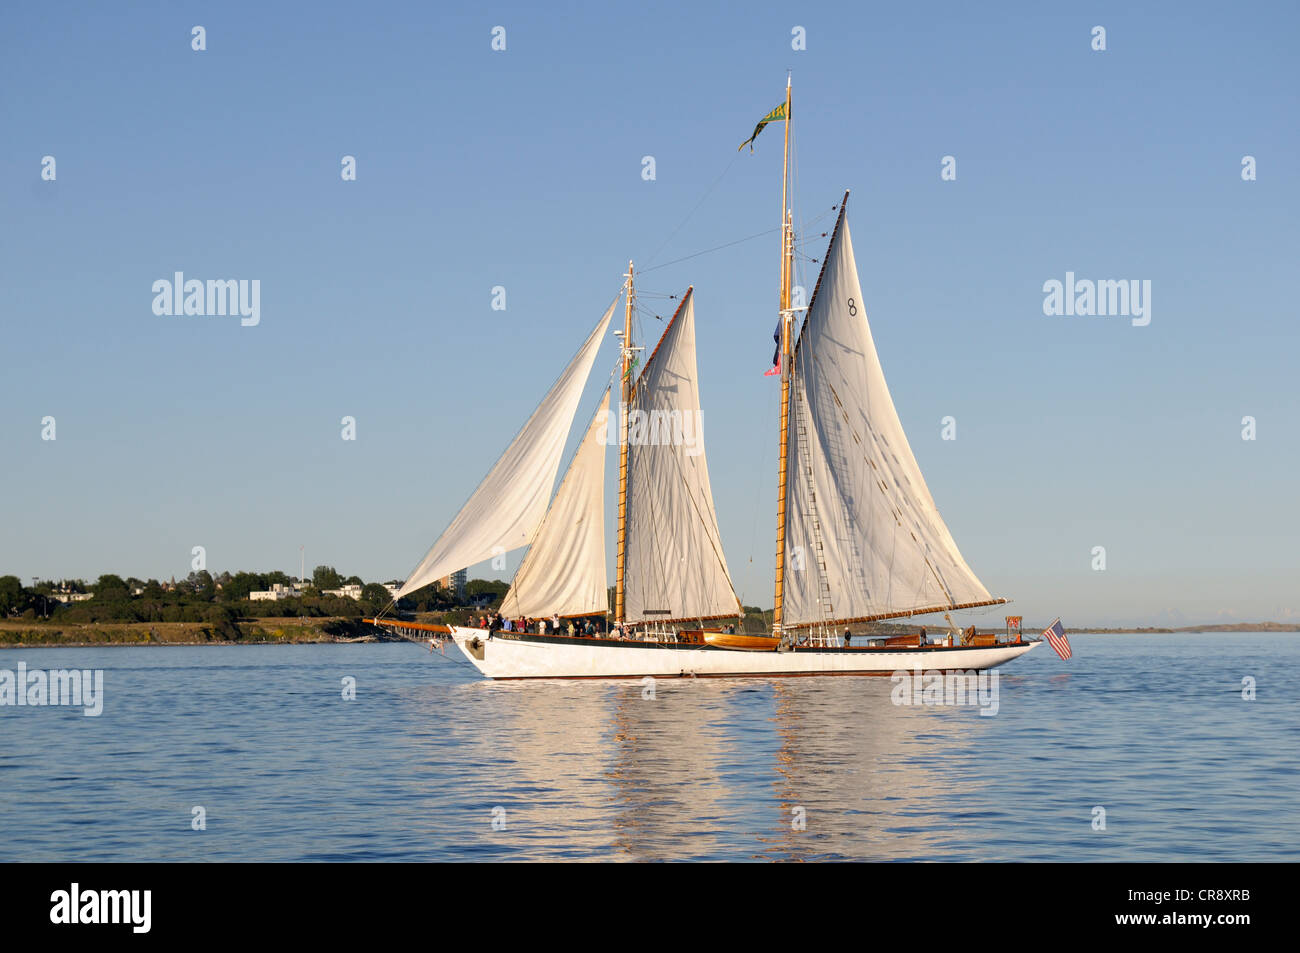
[642,151,742,269]
[421,637,480,674]
[633,304,668,323]
[639,225,782,274]
[798,204,838,232]
[791,130,810,304]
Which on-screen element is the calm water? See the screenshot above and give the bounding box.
[1,634,1296,861]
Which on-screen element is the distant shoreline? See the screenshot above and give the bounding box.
[0,640,353,649]
[0,618,393,649]
[1,617,1296,648]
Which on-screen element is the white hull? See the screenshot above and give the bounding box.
[448,628,1039,680]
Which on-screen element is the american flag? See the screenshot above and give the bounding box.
[1042,618,1071,660]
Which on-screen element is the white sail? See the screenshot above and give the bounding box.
[397,301,616,598]
[623,290,741,623]
[783,208,995,626]
[499,389,610,619]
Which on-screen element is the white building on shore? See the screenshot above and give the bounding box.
[323,584,364,600]
[52,590,93,604]
[249,583,302,602]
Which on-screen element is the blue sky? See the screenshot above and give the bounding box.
[2,2,1296,626]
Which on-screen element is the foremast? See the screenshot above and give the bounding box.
[614,262,635,624]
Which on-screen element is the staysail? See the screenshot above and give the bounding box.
[623,289,741,623]
[396,301,615,598]
[499,389,611,619]
[782,199,1000,627]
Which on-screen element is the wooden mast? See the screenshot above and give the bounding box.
[614,262,635,624]
[772,75,794,634]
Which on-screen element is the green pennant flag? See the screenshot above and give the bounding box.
[738,102,788,152]
[622,355,639,380]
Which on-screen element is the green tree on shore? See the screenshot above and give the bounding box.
[0,576,30,617]
[360,583,391,613]
[94,574,131,601]
[313,566,343,590]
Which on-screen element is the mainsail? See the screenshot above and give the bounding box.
[623,289,741,623]
[396,301,615,598]
[782,199,999,627]
[499,389,611,619]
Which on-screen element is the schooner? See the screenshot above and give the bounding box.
[370,79,1037,678]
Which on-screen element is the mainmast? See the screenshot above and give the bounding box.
[772,75,794,634]
[614,262,635,623]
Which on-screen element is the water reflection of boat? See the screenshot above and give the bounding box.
[428,675,990,860]
[603,682,741,861]
[759,680,988,861]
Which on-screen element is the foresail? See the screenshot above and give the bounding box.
[396,300,616,598]
[499,389,610,619]
[623,290,741,623]
[783,206,995,626]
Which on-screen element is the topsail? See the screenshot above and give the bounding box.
[396,301,615,598]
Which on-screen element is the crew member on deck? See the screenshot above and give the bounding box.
[844,627,852,646]
[918,626,927,647]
